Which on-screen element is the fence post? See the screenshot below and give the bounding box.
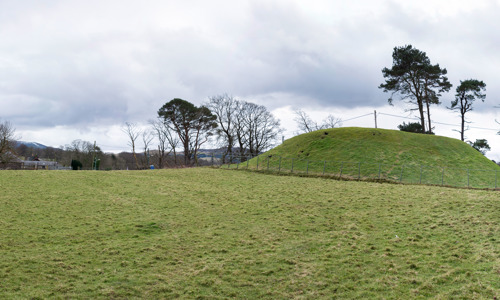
[323,161,326,175]
[306,160,309,174]
[441,167,445,186]
[467,169,470,187]
[246,156,250,169]
[211,152,214,166]
[419,165,423,184]
[378,163,381,179]
[267,156,270,171]
[237,159,239,169]
[340,162,343,178]
[496,170,498,189]
[256,156,259,170]
[400,166,404,183]
[278,157,282,173]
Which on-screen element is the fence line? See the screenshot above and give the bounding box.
[209,153,500,189]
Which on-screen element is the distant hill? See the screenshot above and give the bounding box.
[15,141,48,149]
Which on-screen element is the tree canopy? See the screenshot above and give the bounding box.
[379,45,452,133]
[468,139,490,155]
[206,95,283,160]
[158,98,217,165]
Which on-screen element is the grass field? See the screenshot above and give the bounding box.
[0,168,499,299]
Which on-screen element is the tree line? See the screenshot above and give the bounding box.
[0,119,162,170]
[123,95,283,168]
[0,95,284,169]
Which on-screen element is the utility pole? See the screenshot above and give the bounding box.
[374,110,378,129]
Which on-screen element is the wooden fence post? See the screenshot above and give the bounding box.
[441,167,445,186]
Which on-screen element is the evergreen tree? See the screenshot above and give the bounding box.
[380,45,451,133]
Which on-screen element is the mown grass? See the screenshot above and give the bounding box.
[0,168,498,299]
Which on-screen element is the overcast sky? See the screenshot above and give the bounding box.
[2,0,500,161]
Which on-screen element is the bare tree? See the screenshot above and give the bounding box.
[248,104,282,155]
[0,120,18,166]
[121,122,141,169]
[234,103,250,156]
[294,109,342,133]
[206,97,282,158]
[164,123,180,166]
[238,102,282,156]
[206,94,240,162]
[322,114,342,129]
[150,119,179,168]
[141,130,154,168]
[294,109,319,133]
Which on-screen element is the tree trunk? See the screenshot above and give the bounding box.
[460,112,465,141]
[173,148,178,166]
[417,99,426,132]
[132,144,139,170]
[225,136,234,163]
[184,144,190,166]
[158,145,163,169]
[425,100,432,133]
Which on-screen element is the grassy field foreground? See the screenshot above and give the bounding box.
[0,168,498,298]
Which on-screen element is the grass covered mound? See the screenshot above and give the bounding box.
[238,127,500,188]
[0,168,498,298]
[270,127,498,168]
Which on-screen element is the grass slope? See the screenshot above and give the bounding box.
[0,169,498,299]
[240,127,500,188]
[270,127,497,167]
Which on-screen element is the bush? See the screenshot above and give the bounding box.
[397,122,434,134]
[398,122,424,133]
[71,159,82,170]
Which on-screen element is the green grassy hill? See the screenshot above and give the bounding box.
[236,127,500,188]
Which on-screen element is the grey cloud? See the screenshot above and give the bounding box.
[2,0,500,136]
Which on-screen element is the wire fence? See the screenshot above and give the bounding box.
[209,154,500,189]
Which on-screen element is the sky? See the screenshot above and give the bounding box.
[2,0,500,161]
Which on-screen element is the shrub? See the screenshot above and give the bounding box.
[71,159,82,170]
